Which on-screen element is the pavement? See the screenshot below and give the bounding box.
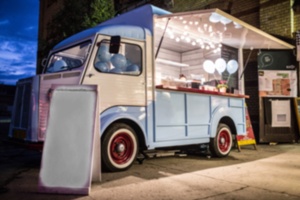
[1,128,300,200]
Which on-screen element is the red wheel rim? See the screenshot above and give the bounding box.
[110,132,134,164]
[218,129,231,153]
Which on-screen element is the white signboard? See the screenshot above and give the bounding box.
[271,100,291,127]
[38,85,100,195]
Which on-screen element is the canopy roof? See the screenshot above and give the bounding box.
[154,8,294,51]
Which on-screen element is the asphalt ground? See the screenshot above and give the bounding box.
[1,126,300,200]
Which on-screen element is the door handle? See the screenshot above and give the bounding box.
[87,73,94,78]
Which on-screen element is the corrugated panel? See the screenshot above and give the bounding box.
[12,78,32,129]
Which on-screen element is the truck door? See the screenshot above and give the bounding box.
[82,36,146,112]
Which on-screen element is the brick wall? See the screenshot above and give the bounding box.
[171,0,260,26]
[260,0,293,38]
[295,12,300,32]
[230,0,260,27]
[171,0,216,12]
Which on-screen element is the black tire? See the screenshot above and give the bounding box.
[209,123,233,157]
[102,123,138,172]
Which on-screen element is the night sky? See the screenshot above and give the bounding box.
[0,0,39,85]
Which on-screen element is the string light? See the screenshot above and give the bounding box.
[154,12,235,53]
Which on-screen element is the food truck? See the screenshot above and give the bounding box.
[9,4,294,172]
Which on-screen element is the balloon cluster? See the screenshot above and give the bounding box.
[209,13,232,25]
[95,45,140,74]
[209,13,242,29]
[203,58,238,75]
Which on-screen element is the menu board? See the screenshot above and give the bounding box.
[258,50,296,70]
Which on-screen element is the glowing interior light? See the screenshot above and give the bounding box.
[183,20,187,24]
[189,21,193,25]
[170,34,175,39]
[183,31,188,35]
[194,21,199,25]
[180,35,185,40]
[179,17,183,20]
[186,37,191,43]
[206,46,210,50]
[201,44,205,49]
[198,27,204,33]
[184,25,189,30]
[192,41,196,46]
[175,37,180,42]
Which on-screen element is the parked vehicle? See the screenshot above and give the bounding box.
[9,4,254,172]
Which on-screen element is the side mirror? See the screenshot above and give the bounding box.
[109,36,121,54]
[41,58,48,73]
[41,58,47,67]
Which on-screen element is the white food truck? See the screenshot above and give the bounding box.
[9,4,293,172]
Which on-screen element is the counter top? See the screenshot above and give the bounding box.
[156,85,249,99]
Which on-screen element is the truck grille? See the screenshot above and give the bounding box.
[10,71,81,142]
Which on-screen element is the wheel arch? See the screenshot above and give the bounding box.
[101,117,147,151]
[219,116,237,140]
[210,106,238,138]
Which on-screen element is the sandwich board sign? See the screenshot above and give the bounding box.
[38,85,100,195]
[237,104,257,151]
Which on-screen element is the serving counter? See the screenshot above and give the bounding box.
[156,85,249,99]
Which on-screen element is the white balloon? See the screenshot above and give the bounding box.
[215,58,226,74]
[209,13,221,23]
[234,22,242,29]
[220,16,232,25]
[203,60,215,74]
[227,59,238,74]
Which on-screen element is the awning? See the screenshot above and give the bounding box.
[154,8,294,51]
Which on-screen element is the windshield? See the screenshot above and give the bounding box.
[45,41,91,73]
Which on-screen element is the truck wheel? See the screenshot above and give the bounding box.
[102,123,138,172]
[209,123,232,157]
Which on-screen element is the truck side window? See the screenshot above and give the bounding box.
[94,40,142,75]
